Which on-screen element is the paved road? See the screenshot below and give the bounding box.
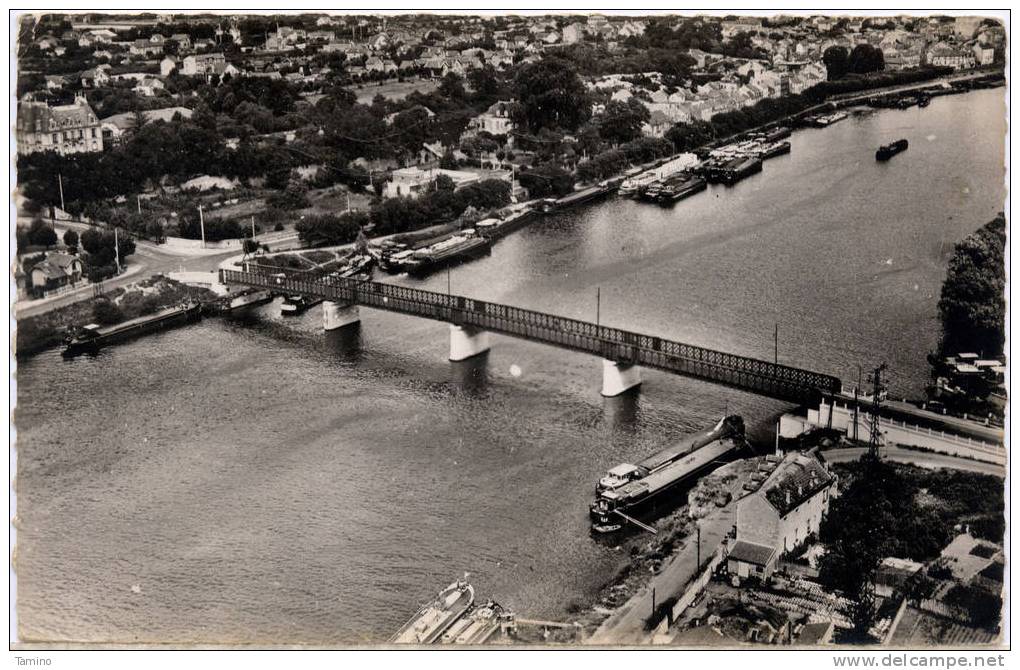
[585,470,752,646]
[15,234,241,319]
[821,446,1006,477]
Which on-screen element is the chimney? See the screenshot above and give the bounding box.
[785,490,791,506]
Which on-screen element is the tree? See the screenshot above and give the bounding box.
[434,174,456,192]
[519,162,575,198]
[27,219,58,247]
[512,57,591,132]
[597,98,651,145]
[822,46,850,80]
[62,228,79,249]
[294,212,367,247]
[937,215,1006,357]
[92,299,124,325]
[665,120,715,152]
[438,71,466,100]
[848,44,885,75]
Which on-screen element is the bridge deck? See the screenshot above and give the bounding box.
[220,266,842,404]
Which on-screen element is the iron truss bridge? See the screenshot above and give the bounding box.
[220,264,842,405]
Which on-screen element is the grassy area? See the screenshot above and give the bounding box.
[350,77,438,104]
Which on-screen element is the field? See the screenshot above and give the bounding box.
[349,77,439,104]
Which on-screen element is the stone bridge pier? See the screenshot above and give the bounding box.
[601,360,642,397]
[323,301,360,331]
[449,325,491,361]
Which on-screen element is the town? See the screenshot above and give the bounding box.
[12,11,1007,652]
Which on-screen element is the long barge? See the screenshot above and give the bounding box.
[590,416,748,533]
[391,579,475,644]
[657,175,707,205]
[541,182,612,213]
[62,302,201,357]
[407,233,492,277]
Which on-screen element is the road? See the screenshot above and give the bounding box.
[586,471,749,646]
[821,446,1006,477]
[15,222,243,319]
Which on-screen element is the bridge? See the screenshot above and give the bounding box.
[220,265,842,404]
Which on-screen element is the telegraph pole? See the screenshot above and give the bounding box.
[251,215,256,239]
[774,322,778,365]
[136,195,141,215]
[198,204,206,248]
[595,287,601,327]
[57,173,65,213]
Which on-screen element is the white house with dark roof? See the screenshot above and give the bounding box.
[728,451,837,581]
[16,94,103,155]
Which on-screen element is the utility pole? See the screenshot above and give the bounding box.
[136,195,141,215]
[346,191,352,214]
[867,363,888,461]
[774,322,778,365]
[595,287,601,327]
[696,523,701,569]
[198,204,206,248]
[57,172,65,213]
[251,215,256,239]
[114,227,121,274]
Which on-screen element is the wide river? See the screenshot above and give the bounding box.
[15,88,1006,644]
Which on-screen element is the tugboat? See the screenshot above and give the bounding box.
[876,139,909,161]
[390,578,475,644]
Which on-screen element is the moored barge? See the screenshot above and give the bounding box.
[62,302,201,357]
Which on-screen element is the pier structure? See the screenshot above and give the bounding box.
[221,265,842,403]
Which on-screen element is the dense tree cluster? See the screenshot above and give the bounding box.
[295,212,369,247]
[819,460,1004,640]
[937,214,1006,358]
[512,58,591,133]
[369,178,510,235]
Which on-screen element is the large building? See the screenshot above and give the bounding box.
[727,451,837,582]
[16,94,104,156]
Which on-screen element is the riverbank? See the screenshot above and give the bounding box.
[15,276,217,357]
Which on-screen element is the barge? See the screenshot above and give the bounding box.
[541,183,612,212]
[439,600,514,645]
[407,232,492,277]
[590,416,748,533]
[876,138,909,161]
[657,175,707,205]
[720,156,763,185]
[391,578,475,645]
[62,302,201,357]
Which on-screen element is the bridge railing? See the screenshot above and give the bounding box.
[222,265,842,403]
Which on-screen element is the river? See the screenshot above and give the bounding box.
[14,88,1006,644]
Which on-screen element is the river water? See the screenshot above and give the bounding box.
[14,88,1006,644]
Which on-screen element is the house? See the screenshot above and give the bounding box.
[928,44,976,69]
[467,100,515,137]
[169,33,192,52]
[16,94,104,156]
[561,23,585,45]
[641,110,672,138]
[45,75,69,90]
[30,252,84,291]
[383,166,480,199]
[160,55,177,76]
[181,52,226,76]
[100,106,193,144]
[133,77,166,97]
[728,452,837,582]
[384,105,436,126]
[972,43,995,66]
[79,68,110,88]
[129,38,164,57]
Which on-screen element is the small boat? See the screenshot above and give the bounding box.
[280,294,323,316]
[390,578,475,644]
[876,139,909,161]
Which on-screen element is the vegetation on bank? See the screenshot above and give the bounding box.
[16,276,216,356]
[818,459,1004,641]
[935,214,1006,360]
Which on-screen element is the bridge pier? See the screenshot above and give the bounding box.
[449,325,490,361]
[601,360,642,397]
[323,301,360,331]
